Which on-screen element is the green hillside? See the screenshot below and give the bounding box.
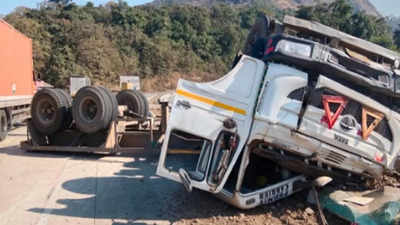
[4,0,398,90]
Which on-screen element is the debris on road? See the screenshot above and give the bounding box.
[316,186,400,225]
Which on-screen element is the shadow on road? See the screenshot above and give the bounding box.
[0,144,107,160]
[0,136,341,224]
[25,154,330,225]
[27,156,232,224]
[7,133,27,137]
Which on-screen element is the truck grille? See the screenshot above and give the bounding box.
[323,151,346,165]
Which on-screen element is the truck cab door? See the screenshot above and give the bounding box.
[156,56,266,193]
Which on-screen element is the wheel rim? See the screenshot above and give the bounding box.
[81,97,98,122]
[36,96,57,125]
[125,100,137,113]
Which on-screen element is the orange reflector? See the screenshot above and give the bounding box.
[321,95,348,129]
[361,107,384,140]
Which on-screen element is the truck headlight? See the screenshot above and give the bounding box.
[276,40,312,58]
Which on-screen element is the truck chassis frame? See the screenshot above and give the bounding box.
[20,101,169,154]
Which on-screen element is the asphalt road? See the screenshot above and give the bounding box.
[0,126,347,225]
[0,126,202,225]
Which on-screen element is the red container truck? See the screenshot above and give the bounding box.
[0,19,36,141]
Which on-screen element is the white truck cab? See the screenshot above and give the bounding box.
[156,15,400,209]
[157,56,307,209]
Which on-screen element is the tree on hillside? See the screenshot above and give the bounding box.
[3,0,398,89]
[296,0,395,49]
[394,25,400,48]
[5,2,270,88]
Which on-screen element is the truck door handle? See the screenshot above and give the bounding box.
[176,100,191,109]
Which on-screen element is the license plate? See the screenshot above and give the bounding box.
[259,183,291,204]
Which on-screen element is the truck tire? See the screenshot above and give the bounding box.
[116,90,148,121]
[73,86,112,134]
[0,110,8,141]
[55,89,73,129]
[97,86,118,122]
[56,89,72,106]
[31,88,68,135]
[135,90,149,119]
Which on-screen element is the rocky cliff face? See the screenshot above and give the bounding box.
[152,0,381,17]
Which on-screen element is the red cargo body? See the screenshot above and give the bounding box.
[0,20,35,97]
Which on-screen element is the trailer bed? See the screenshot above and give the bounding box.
[20,101,169,154]
[0,95,32,108]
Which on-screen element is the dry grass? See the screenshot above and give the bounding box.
[141,71,220,92]
[92,71,221,93]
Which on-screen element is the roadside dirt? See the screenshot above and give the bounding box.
[173,190,347,225]
[0,126,350,225]
[1,115,399,224]
[141,71,219,92]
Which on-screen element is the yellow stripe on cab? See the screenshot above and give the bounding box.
[176,89,246,115]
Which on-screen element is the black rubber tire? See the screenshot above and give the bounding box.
[97,86,118,122]
[0,110,8,141]
[116,90,147,121]
[93,86,113,127]
[55,89,73,129]
[31,88,67,135]
[72,86,112,134]
[135,90,149,119]
[56,89,72,106]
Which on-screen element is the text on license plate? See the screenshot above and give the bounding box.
[259,183,291,204]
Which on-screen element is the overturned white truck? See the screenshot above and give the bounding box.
[156,15,400,209]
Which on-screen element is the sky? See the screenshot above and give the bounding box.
[0,0,399,16]
[369,0,400,17]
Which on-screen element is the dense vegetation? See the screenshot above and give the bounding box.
[5,1,275,89]
[296,0,396,49]
[4,0,400,90]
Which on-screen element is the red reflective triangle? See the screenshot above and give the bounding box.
[321,95,348,129]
